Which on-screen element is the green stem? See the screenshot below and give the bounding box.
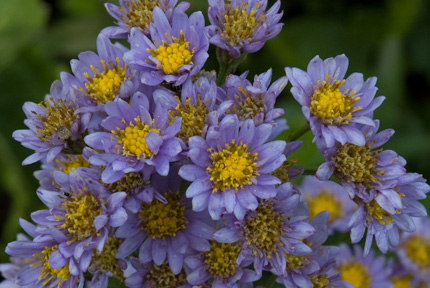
[303,168,318,175]
[266,273,278,288]
[287,124,310,142]
[216,48,248,86]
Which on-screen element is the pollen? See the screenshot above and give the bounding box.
[334,143,383,189]
[138,193,187,239]
[56,188,103,242]
[112,116,160,160]
[310,274,331,288]
[337,261,371,288]
[145,261,187,288]
[206,140,259,193]
[306,189,344,224]
[243,201,285,258]
[106,172,145,193]
[89,236,123,280]
[203,241,241,278]
[82,58,128,104]
[148,31,194,75]
[285,253,310,270]
[36,97,78,143]
[221,2,264,47]
[403,234,430,269]
[120,0,158,31]
[31,245,71,287]
[310,75,361,125]
[365,198,394,225]
[226,87,265,121]
[168,95,209,142]
[55,155,91,175]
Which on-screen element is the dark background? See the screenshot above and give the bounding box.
[0,0,429,271]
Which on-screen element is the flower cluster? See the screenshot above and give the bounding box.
[3,0,429,288]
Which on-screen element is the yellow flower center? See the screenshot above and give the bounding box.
[112,116,160,159]
[106,172,145,193]
[148,30,193,75]
[221,2,264,47]
[55,155,91,174]
[334,143,384,188]
[120,0,158,31]
[391,276,412,288]
[310,274,331,288]
[243,201,285,258]
[365,199,393,225]
[310,75,361,125]
[270,158,298,184]
[338,261,371,288]
[138,193,186,239]
[226,87,265,121]
[168,95,209,142]
[403,234,430,269]
[82,58,128,104]
[36,98,78,143]
[285,253,310,270]
[31,245,71,287]
[306,189,344,225]
[203,241,241,278]
[206,140,259,193]
[90,236,123,280]
[145,261,187,288]
[56,188,103,242]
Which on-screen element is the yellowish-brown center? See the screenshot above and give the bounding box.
[145,261,187,288]
[365,199,393,225]
[338,261,371,288]
[82,58,128,104]
[306,189,344,224]
[391,276,412,288]
[106,172,145,193]
[138,193,187,239]
[403,234,430,269]
[90,236,123,280]
[120,0,158,31]
[206,140,259,193]
[226,87,265,121]
[55,155,91,174]
[112,116,160,159]
[148,31,193,75]
[310,75,361,125]
[203,241,241,278]
[310,274,331,288]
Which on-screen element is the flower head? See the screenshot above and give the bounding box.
[103,0,190,39]
[124,7,209,86]
[207,0,283,58]
[285,54,385,149]
[179,114,287,220]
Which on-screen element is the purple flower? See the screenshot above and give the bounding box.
[335,244,393,288]
[84,93,182,182]
[207,0,283,58]
[285,54,384,149]
[63,33,141,111]
[317,121,430,255]
[115,167,215,275]
[5,219,84,288]
[214,183,315,276]
[124,7,209,86]
[102,0,190,39]
[125,258,192,288]
[299,176,356,234]
[222,69,288,129]
[12,80,91,165]
[179,114,287,220]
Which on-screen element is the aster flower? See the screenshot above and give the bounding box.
[103,0,190,39]
[207,0,284,58]
[12,80,91,165]
[31,169,128,270]
[124,7,209,86]
[335,244,393,288]
[179,114,287,220]
[317,120,430,254]
[395,216,430,286]
[300,176,356,234]
[125,258,191,288]
[84,93,182,182]
[222,69,288,129]
[184,241,260,287]
[63,33,141,111]
[285,54,385,149]
[5,219,84,288]
[115,167,215,275]
[214,183,314,276]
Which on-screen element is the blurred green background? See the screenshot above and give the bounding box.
[0,0,429,265]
